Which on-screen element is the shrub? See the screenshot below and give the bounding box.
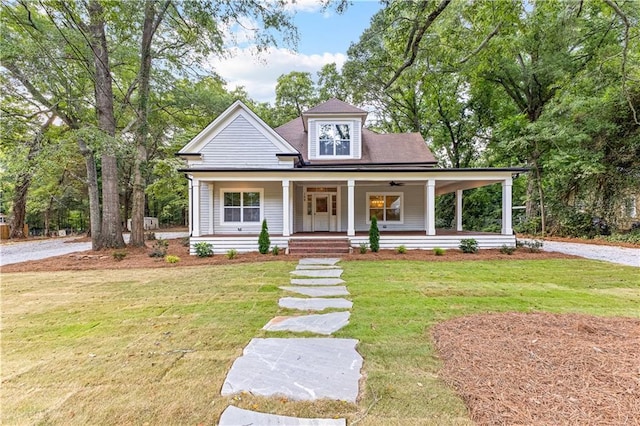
[149,238,169,258]
[180,237,190,247]
[500,244,516,255]
[369,216,380,253]
[396,245,407,254]
[145,232,156,241]
[226,249,238,260]
[459,238,478,253]
[271,245,280,256]
[433,247,445,256]
[359,242,368,254]
[165,255,180,263]
[520,239,543,253]
[194,241,213,257]
[258,219,270,254]
[112,250,127,261]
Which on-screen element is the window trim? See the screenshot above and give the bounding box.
[219,188,264,224]
[365,192,404,224]
[316,121,353,158]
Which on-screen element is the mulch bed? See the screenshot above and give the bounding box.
[432,312,640,425]
[1,238,576,273]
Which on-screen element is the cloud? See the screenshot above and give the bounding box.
[206,47,346,103]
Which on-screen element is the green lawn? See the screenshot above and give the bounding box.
[2,259,638,425]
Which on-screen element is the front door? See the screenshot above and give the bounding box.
[313,194,330,232]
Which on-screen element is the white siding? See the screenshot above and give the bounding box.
[212,181,283,234]
[294,184,304,233]
[199,183,210,234]
[200,115,292,169]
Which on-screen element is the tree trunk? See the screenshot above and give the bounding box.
[130,0,169,247]
[130,0,157,247]
[78,138,102,250]
[88,0,125,249]
[9,116,55,239]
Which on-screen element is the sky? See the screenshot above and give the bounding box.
[207,1,382,104]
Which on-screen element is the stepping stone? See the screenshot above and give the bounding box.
[296,264,340,270]
[299,258,341,266]
[280,286,350,297]
[279,297,353,311]
[221,338,362,402]
[219,406,345,426]
[263,312,350,335]
[290,278,345,286]
[291,269,343,278]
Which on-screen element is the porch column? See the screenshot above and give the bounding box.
[501,177,513,235]
[455,189,463,232]
[425,179,436,236]
[192,178,201,237]
[289,182,294,235]
[282,179,290,237]
[347,179,355,236]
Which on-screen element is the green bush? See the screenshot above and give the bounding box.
[500,244,516,255]
[359,242,368,254]
[112,250,127,261]
[433,247,445,256]
[369,216,380,253]
[518,239,544,252]
[514,217,541,235]
[165,255,180,263]
[226,249,238,260]
[271,245,280,256]
[258,219,270,254]
[459,238,478,254]
[194,241,213,257]
[396,245,407,254]
[149,238,169,258]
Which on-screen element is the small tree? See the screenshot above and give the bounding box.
[369,216,380,252]
[258,219,270,254]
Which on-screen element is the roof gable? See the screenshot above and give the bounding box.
[178,100,298,155]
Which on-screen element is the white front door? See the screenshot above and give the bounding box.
[313,194,330,232]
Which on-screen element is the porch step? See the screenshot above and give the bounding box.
[288,238,351,256]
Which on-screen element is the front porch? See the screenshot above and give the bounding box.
[189,230,516,255]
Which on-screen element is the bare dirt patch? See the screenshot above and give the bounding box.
[1,238,575,273]
[432,312,640,425]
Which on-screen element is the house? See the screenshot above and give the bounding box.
[177,99,526,254]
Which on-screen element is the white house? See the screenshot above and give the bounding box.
[177,99,525,254]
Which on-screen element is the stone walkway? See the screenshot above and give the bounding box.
[219,258,361,425]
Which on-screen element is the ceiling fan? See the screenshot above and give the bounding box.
[389,181,405,187]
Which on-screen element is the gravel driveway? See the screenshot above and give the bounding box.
[0,232,188,267]
[538,240,639,267]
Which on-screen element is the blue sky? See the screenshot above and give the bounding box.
[208,1,382,103]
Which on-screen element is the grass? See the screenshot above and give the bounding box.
[2,259,639,425]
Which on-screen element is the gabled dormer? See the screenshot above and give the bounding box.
[303,99,368,161]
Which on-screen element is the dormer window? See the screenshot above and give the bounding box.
[318,122,352,157]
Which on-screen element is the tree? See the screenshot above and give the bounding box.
[1,0,299,249]
[274,71,317,124]
[369,216,380,252]
[258,219,270,254]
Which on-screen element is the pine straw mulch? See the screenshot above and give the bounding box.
[432,312,640,426]
[0,237,577,273]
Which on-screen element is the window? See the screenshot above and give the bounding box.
[319,123,351,156]
[367,193,403,223]
[222,190,261,223]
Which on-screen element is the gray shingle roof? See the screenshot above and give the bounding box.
[274,116,438,166]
